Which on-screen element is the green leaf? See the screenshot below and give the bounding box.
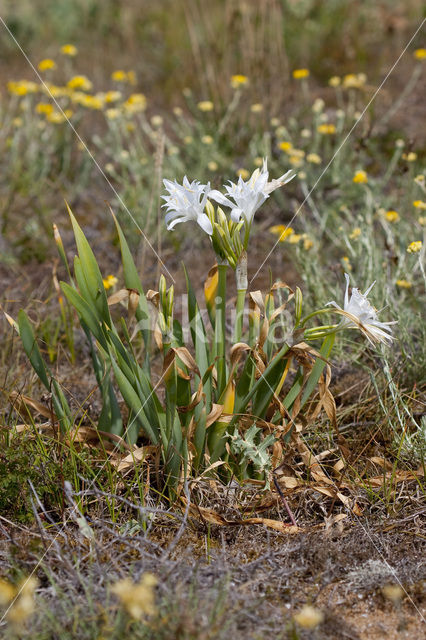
[61,282,108,351]
[17,310,50,389]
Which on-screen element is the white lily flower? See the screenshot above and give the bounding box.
[209,159,295,224]
[327,274,396,345]
[162,176,213,235]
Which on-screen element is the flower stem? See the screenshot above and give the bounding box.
[234,288,246,343]
[215,263,228,398]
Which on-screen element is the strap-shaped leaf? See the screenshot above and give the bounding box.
[61,282,108,351]
[17,310,50,389]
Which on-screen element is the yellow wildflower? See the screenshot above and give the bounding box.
[303,235,314,250]
[289,155,304,167]
[111,574,157,620]
[253,157,263,167]
[288,233,302,244]
[230,74,249,88]
[294,605,324,630]
[328,76,341,87]
[279,141,293,152]
[104,90,122,103]
[197,100,214,112]
[312,98,325,113]
[384,210,400,223]
[414,174,425,186]
[201,135,213,144]
[67,75,93,91]
[270,225,294,241]
[124,93,147,114]
[236,168,250,179]
[395,280,412,289]
[111,70,127,82]
[4,577,38,628]
[60,44,77,56]
[343,73,367,89]
[168,146,179,156]
[293,68,309,79]
[317,123,336,134]
[250,103,263,113]
[103,275,118,290]
[342,256,352,271]
[407,241,422,253]
[270,117,280,127]
[349,227,361,239]
[151,115,163,127]
[81,94,103,109]
[418,216,426,226]
[46,110,66,124]
[414,48,426,60]
[38,59,56,71]
[208,161,218,171]
[402,152,417,162]
[306,153,321,164]
[36,102,54,115]
[183,135,193,145]
[12,117,23,127]
[105,108,121,120]
[353,170,368,184]
[301,128,311,138]
[7,80,38,96]
[173,106,183,117]
[413,200,426,210]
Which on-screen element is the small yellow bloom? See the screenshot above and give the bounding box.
[12,117,23,127]
[105,108,121,120]
[419,216,426,226]
[312,98,325,113]
[293,605,324,630]
[343,73,367,89]
[197,100,214,112]
[303,235,313,250]
[402,152,417,162]
[414,174,425,185]
[111,574,157,620]
[5,577,38,628]
[36,102,54,115]
[289,155,304,167]
[151,115,163,127]
[342,256,352,271]
[306,153,321,164]
[7,80,38,95]
[208,161,218,171]
[353,170,368,184]
[414,48,426,60]
[127,70,137,86]
[250,103,263,113]
[104,90,122,103]
[279,141,293,152]
[46,110,66,124]
[124,93,147,114]
[301,128,311,138]
[0,579,15,605]
[407,241,422,253]
[384,210,400,223]
[349,227,361,239]
[395,279,412,289]
[67,75,93,91]
[317,123,336,134]
[60,44,77,56]
[173,106,183,117]
[288,233,302,244]
[167,146,179,156]
[253,157,263,167]
[292,68,309,79]
[38,59,56,71]
[103,275,118,290]
[413,200,426,210]
[183,135,193,145]
[270,225,294,241]
[328,75,341,87]
[111,70,127,82]
[236,168,250,179]
[201,135,213,144]
[231,74,249,88]
[382,583,404,604]
[270,117,280,127]
[80,94,103,109]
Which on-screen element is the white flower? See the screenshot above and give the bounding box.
[209,159,295,224]
[162,176,213,235]
[327,274,396,345]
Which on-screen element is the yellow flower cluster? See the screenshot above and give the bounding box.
[231,74,249,88]
[353,170,368,184]
[414,48,426,60]
[396,279,412,289]
[269,226,313,249]
[111,70,137,85]
[293,68,309,79]
[384,210,400,223]
[197,100,214,112]
[407,241,422,253]
[0,577,38,628]
[61,44,78,56]
[7,80,38,95]
[342,73,367,89]
[67,75,93,91]
[111,573,157,620]
[38,58,56,71]
[317,123,336,134]
[103,274,118,290]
